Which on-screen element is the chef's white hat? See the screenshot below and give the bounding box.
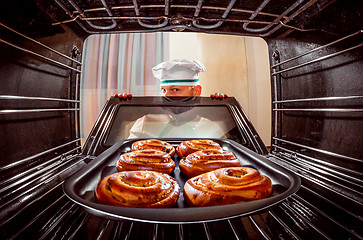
[152,59,206,86]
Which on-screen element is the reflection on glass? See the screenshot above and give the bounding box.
[105,105,245,146]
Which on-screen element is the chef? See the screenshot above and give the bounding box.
[128,59,230,138]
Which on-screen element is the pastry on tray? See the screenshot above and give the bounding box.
[117,149,175,174]
[179,149,241,177]
[183,167,272,207]
[131,139,175,157]
[95,170,180,208]
[176,139,222,158]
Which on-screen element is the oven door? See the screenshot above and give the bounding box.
[82,96,268,157]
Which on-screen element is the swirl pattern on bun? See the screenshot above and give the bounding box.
[179,149,241,177]
[132,139,175,157]
[176,139,222,158]
[183,167,272,207]
[117,149,175,174]
[95,171,180,208]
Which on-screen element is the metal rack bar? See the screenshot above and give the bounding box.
[111,221,124,240]
[281,201,334,240]
[269,155,361,220]
[242,0,271,32]
[192,0,236,29]
[271,43,363,76]
[178,224,184,240]
[67,0,117,30]
[152,223,158,240]
[291,194,363,239]
[0,157,88,214]
[0,95,79,103]
[299,185,363,223]
[243,0,305,33]
[273,137,363,163]
[227,219,243,240]
[0,147,82,191]
[9,187,69,238]
[132,0,169,28]
[0,153,85,204]
[62,211,89,240]
[124,222,134,240]
[273,95,363,104]
[203,223,212,240]
[268,211,301,240]
[0,108,80,114]
[275,151,363,191]
[272,144,362,177]
[54,0,93,34]
[268,154,363,206]
[262,0,320,37]
[96,220,111,240]
[37,202,79,240]
[0,38,81,73]
[74,51,81,140]
[248,216,271,240]
[272,63,280,152]
[0,139,80,172]
[272,108,363,112]
[0,22,81,65]
[271,30,363,68]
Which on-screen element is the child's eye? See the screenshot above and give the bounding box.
[172,88,179,92]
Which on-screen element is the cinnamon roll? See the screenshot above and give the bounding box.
[95,171,180,208]
[179,149,241,177]
[176,139,222,158]
[132,139,175,157]
[183,167,272,207]
[117,149,175,174]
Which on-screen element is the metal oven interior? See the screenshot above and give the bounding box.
[0,0,362,239]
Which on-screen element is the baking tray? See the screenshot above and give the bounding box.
[63,138,300,224]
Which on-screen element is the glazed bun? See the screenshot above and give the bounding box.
[117,149,175,174]
[176,139,222,158]
[95,171,180,208]
[183,167,272,207]
[132,139,175,157]
[179,149,241,177]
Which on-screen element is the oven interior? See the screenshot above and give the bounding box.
[0,0,362,239]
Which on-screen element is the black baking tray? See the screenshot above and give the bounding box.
[63,138,301,224]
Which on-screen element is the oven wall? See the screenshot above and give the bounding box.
[0,19,85,233]
[267,37,363,213]
[0,26,84,164]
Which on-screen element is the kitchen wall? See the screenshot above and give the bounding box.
[169,33,271,147]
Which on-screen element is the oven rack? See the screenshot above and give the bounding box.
[52,0,322,36]
[0,24,81,74]
[6,187,361,239]
[0,21,81,132]
[270,29,363,222]
[268,152,362,207]
[271,29,363,146]
[0,21,84,226]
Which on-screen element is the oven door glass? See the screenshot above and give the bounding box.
[104,105,245,146]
